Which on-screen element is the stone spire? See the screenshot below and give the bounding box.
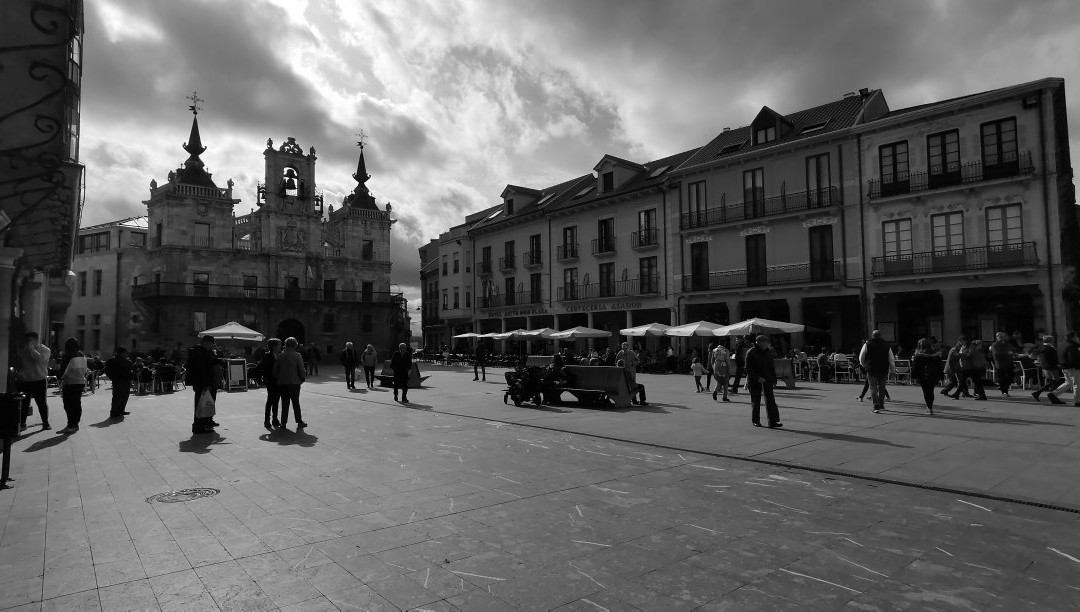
[182,91,206,170]
[345,130,379,210]
[352,130,371,191]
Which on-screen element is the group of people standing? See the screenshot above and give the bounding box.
[14,333,93,435]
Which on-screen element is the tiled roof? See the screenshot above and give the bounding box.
[675,93,876,172]
[545,147,700,213]
[81,215,148,232]
[468,174,587,233]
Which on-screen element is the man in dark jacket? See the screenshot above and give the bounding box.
[1049,331,1080,405]
[339,342,359,389]
[990,332,1016,397]
[730,336,751,394]
[260,338,281,428]
[859,330,895,413]
[473,344,487,382]
[1032,335,1062,403]
[390,343,412,403]
[745,335,781,428]
[185,335,221,434]
[104,347,134,421]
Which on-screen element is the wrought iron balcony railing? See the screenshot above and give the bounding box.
[630,229,659,249]
[557,243,579,261]
[478,291,544,308]
[868,150,1033,198]
[591,237,617,256]
[681,261,843,292]
[556,277,661,301]
[681,185,840,230]
[499,256,516,271]
[524,250,543,267]
[871,242,1038,277]
[479,260,493,274]
[132,281,404,304]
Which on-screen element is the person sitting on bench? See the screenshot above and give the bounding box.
[617,359,648,406]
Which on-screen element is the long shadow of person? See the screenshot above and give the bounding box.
[23,434,69,452]
[259,428,318,448]
[179,432,228,454]
[89,417,120,428]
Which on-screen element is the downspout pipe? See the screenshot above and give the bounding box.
[855,133,870,336]
[1038,91,1058,335]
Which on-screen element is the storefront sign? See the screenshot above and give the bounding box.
[497,307,548,317]
[802,216,838,228]
[564,301,647,313]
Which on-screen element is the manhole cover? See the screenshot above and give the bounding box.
[145,488,219,504]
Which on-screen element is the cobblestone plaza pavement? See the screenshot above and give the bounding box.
[2,367,1080,610]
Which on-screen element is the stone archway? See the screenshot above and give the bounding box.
[276,319,305,345]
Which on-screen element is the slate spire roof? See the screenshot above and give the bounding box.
[175,104,219,189]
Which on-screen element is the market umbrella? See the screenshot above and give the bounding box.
[452,332,479,339]
[518,327,559,339]
[665,321,724,337]
[620,322,671,337]
[491,329,528,340]
[198,321,264,342]
[550,326,613,340]
[713,318,805,337]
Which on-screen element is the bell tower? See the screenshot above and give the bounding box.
[244,137,324,257]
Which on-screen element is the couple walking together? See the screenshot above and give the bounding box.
[255,337,309,430]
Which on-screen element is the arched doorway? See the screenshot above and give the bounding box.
[276,319,305,345]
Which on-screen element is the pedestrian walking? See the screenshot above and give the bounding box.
[186,334,223,434]
[15,331,51,431]
[361,344,378,389]
[340,342,359,389]
[960,339,988,400]
[1050,331,1080,406]
[703,343,715,391]
[260,338,281,429]
[691,357,707,392]
[745,335,781,428]
[57,337,88,435]
[308,345,321,376]
[859,330,895,414]
[273,337,308,428]
[473,344,487,381]
[390,343,412,402]
[990,332,1016,396]
[730,336,751,394]
[1032,335,1063,404]
[103,347,134,421]
[911,338,944,415]
[941,338,968,398]
[711,343,731,402]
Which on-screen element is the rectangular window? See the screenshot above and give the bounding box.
[504,240,515,264]
[981,117,1019,178]
[561,226,578,258]
[482,245,491,264]
[602,171,614,192]
[465,289,471,308]
[746,235,767,287]
[92,269,102,296]
[362,240,374,260]
[636,208,657,246]
[322,313,335,333]
[442,255,448,276]
[442,289,448,310]
[76,330,85,350]
[755,125,776,144]
[284,276,299,299]
[563,267,578,300]
[362,281,373,302]
[193,272,209,297]
[130,232,146,247]
[193,222,211,248]
[688,180,706,224]
[809,226,835,282]
[453,287,459,309]
[78,271,86,296]
[91,314,101,326]
[596,218,615,253]
[453,253,459,273]
[362,314,373,333]
[91,329,100,351]
[599,262,615,297]
[639,257,658,293]
[155,222,163,247]
[528,234,541,265]
[529,273,542,303]
[806,153,830,206]
[77,231,110,254]
[883,219,913,257]
[193,311,207,332]
[690,242,709,291]
[243,275,257,298]
[931,212,964,252]
[323,279,336,302]
[76,314,85,326]
[879,141,910,196]
[743,168,764,218]
[927,129,961,187]
[987,204,1023,247]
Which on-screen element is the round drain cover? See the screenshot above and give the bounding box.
[146,488,220,503]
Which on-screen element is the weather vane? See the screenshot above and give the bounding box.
[355,129,369,150]
[186,90,204,115]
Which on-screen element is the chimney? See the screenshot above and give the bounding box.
[859,87,870,98]
[722,127,730,132]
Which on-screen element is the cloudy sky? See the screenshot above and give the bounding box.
[82,0,1080,334]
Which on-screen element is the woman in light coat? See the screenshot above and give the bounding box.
[58,337,89,434]
[361,344,379,389]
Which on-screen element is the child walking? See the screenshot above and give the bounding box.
[691,357,707,392]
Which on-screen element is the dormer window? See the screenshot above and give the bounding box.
[601,171,614,192]
[506,198,514,215]
[718,140,748,156]
[755,126,776,145]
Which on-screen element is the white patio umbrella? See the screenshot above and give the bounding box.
[491,328,528,340]
[713,318,805,337]
[199,321,264,342]
[620,322,671,337]
[550,326,612,340]
[665,321,724,337]
[452,332,480,339]
[518,327,559,339]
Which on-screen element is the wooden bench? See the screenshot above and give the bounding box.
[375,361,430,389]
[544,366,634,409]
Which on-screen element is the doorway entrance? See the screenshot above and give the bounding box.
[276,319,305,345]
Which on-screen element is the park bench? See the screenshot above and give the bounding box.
[375,361,430,389]
[543,365,634,409]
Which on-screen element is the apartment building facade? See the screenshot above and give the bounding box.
[420,78,1077,352]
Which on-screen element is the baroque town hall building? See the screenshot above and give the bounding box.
[63,106,406,355]
[421,78,1078,353]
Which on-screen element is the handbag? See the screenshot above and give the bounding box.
[195,389,216,418]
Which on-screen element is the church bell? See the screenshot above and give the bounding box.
[283,168,298,190]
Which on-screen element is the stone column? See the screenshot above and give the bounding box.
[586,312,595,350]
[786,296,804,349]
[20,273,46,339]
[940,287,962,342]
[0,248,25,393]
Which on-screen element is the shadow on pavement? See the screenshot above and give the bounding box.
[22,433,68,452]
[179,433,229,453]
[259,428,317,447]
[780,428,913,448]
[89,417,120,428]
[885,408,1068,426]
[400,401,433,411]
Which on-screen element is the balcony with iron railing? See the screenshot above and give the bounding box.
[478,291,545,308]
[523,250,543,268]
[499,255,516,272]
[191,236,213,248]
[681,260,843,292]
[630,229,659,249]
[591,237,617,256]
[479,259,493,275]
[132,281,404,304]
[868,150,1034,199]
[871,242,1038,278]
[680,185,840,230]
[557,243,579,261]
[556,276,661,301]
